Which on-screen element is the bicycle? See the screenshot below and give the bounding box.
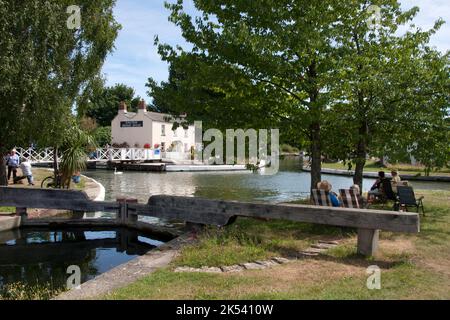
[41,173,63,189]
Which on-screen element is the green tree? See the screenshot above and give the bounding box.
[85,83,142,127]
[324,2,449,187]
[151,0,352,192]
[0,0,120,185]
[60,124,96,189]
[93,126,112,147]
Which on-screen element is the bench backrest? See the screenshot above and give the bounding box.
[339,189,362,209]
[311,189,332,207]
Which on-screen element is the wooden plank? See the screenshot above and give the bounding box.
[21,218,121,228]
[132,195,420,233]
[0,188,420,234]
[0,187,120,213]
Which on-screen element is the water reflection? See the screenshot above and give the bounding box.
[0,228,165,289]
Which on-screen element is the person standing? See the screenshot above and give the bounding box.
[6,148,20,182]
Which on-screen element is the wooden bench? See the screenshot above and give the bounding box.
[0,187,420,256]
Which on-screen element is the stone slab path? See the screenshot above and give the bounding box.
[174,240,341,274]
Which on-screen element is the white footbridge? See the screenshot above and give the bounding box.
[16,147,162,164]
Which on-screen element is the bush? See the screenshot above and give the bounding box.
[93,126,112,147]
[281,144,300,154]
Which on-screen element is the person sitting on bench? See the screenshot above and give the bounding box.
[317,180,341,207]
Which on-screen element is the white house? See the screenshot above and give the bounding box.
[111,101,196,154]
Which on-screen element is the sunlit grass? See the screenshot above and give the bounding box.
[107,189,450,300]
[0,282,64,300]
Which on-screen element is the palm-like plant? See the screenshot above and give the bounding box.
[59,126,96,189]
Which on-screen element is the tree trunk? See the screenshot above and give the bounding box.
[353,157,365,192]
[310,122,322,193]
[307,61,322,195]
[353,121,368,192]
[53,147,59,180]
[0,155,7,186]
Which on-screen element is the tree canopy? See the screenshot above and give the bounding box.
[149,0,449,190]
[0,0,120,185]
[84,83,143,127]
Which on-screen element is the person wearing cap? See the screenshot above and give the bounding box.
[6,149,20,182]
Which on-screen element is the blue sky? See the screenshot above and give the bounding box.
[102,0,450,101]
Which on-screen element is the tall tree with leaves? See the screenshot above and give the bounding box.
[324,1,449,188]
[151,0,360,192]
[84,83,143,127]
[0,0,120,185]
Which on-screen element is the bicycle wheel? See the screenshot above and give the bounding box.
[41,176,55,188]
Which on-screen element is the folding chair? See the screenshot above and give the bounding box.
[311,189,332,207]
[396,186,425,215]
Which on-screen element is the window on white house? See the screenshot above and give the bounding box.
[174,129,178,137]
[161,124,166,136]
[184,129,188,138]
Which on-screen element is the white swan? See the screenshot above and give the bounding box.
[114,167,123,175]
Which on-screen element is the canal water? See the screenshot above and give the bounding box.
[0,228,166,293]
[84,157,450,204]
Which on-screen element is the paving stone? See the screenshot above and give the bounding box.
[175,267,202,273]
[318,240,340,245]
[298,251,320,257]
[200,266,223,273]
[221,265,245,273]
[255,260,279,267]
[311,243,336,250]
[241,262,267,270]
[271,257,291,264]
[302,248,326,254]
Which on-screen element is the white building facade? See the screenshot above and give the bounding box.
[111,101,196,155]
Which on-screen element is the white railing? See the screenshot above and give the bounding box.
[16,147,162,164]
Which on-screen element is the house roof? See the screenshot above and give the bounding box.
[119,111,180,123]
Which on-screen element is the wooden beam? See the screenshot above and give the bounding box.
[0,188,420,257]
[0,187,120,213]
[131,195,420,233]
[0,188,420,233]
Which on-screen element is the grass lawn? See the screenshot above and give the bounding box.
[322,160,450,177]
[105,189,450,300]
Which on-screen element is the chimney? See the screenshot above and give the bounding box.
[138,99,147,113]
[119,101,127,114]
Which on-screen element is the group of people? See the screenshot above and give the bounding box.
[316,170,402,207]
[4,148,34,186]
[316,180,361,207]
[368,170,402,202]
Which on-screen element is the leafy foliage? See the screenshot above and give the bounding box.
[60,124,96,188]
[0,0,120,184]
[149,0,449,189]
[84,83,143,127]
